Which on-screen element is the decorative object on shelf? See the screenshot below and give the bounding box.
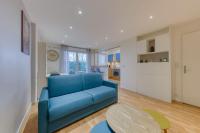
[47,50,59,61]
[162,58,168,62]
[21,10,31,55]
[147,39,155,52]
[137,51,169,63]
[150,46,155,52]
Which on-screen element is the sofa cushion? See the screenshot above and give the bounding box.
[49,91,93,122]
[48,74,83,98]
[83,73,103,90]
[84,86,116,104]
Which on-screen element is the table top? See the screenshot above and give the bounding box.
[106,104,161,133]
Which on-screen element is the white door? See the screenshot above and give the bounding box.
[182,30,200,107]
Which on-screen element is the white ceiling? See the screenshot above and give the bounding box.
[23,0,200,49]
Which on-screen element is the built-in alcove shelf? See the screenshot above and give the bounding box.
[137,51,169,63]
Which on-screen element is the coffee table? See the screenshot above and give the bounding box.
[106,104,161,133]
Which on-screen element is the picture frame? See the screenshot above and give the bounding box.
[21,10,30,55]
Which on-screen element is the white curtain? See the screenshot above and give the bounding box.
[60,45,69,73]
[87,49,92,72]
[60,45,92,73]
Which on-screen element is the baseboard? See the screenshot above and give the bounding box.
[17,103,32,133]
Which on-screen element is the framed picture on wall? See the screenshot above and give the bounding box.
[21,10,30,55]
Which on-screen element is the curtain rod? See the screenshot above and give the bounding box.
[105,46,120,51]
[61,44,92,50]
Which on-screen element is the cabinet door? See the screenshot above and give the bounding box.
[137,40,146,54]
[155,33,170,52]
[136,63,171,102]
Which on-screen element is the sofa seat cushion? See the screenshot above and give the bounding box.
[84,86,116,104]
[49,91,93,122]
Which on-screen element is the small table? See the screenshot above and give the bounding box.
[144,109,170,133]
[106,104,161,133]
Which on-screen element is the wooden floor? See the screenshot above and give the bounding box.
[24,88,200,133]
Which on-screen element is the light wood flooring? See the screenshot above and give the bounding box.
[24,88,200,133]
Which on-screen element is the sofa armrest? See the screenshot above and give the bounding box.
[103,80,118,102]
[103,80,118,89]
[38,87,49,133]
[39,87,49,102]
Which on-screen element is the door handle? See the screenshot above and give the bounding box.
[184,65,187,74]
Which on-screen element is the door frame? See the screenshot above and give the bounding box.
[180,29,200,102]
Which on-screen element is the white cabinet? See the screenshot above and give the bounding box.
[137,40,146,54]
[137,33,170,54]
[136,63,171,102]
[155,33,170,52]
[136,31,172,102]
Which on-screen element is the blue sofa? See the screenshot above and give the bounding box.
[38,73,118,133]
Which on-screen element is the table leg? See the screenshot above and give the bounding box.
[163,129,167,133]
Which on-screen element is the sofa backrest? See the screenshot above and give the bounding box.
[48,74,83,98]
[82,73,103,90]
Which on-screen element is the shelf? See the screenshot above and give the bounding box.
[137,51,169,63]
[137,62,169,64]
[138,51,168,56]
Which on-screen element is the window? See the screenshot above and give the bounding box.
[78,53,87,72]
[68,52,77,73]
[98,53,107,66]
[65,51,88,73]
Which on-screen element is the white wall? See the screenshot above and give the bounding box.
[119,18,200,102]
[107,47,120,55]
[31,23,38,103]
[120,38,137,91]
[46,44,61,74]
[0,0,31,132]
[37,42,47,99]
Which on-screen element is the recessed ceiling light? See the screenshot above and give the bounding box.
[149,16,154,19]
[120,29,124,33]
[78,10,82,15]
[64,35,68,38]
[105,37,108,40]
[69,26,73,29]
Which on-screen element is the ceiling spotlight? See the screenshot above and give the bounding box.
[149,16,154,19]
[78,10,83,15]
[69,26,73,29]
[120,29,124,33]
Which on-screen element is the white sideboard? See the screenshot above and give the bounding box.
[136,28,172,102]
